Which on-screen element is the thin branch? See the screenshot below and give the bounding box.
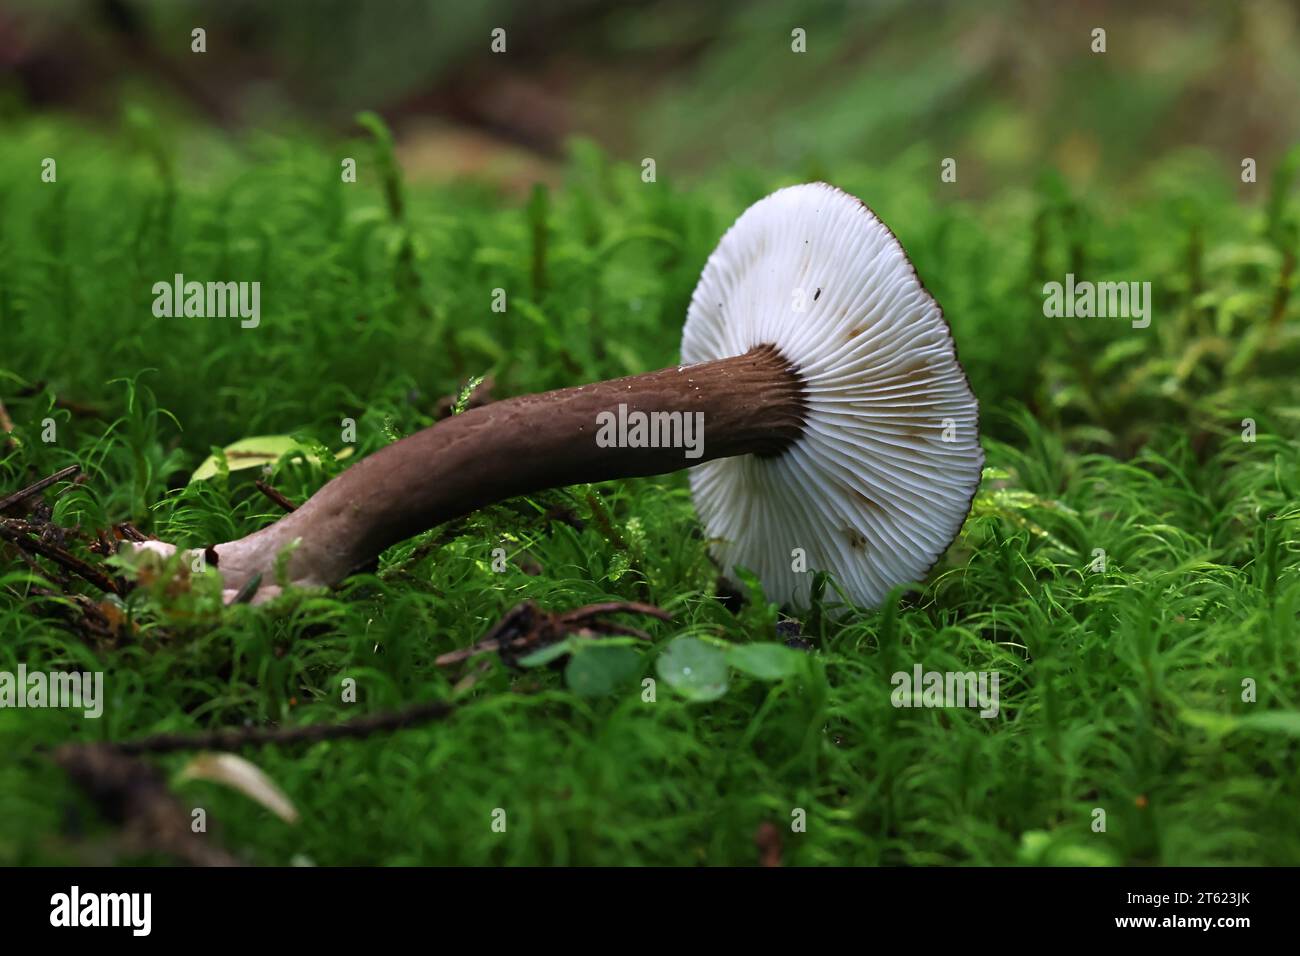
[16,382,105,419]
[110,699,455,756]
[435,600,539,666]
[0,464,80,513]
[435,599,669,667]
[48,599,664,861]
[254,479,298,512]
[54,744,240,866]
[560,601,671,624]
[22,585,118,643]
[115,522,149,542]
[0,520,121,595]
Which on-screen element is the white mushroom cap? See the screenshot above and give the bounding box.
[682,182,983,608]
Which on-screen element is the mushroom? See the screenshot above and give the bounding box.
[134,183,982,608]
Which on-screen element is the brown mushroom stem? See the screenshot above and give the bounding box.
[211,345,806,598]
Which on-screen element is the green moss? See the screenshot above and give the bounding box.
[1,115,1298,865]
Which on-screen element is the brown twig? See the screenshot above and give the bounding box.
[0,464,80,513]
[584,489,628,550]
[109,699,455,756]
[48,603,659,869]
[435,599,669,668]
[54,744,240,866]
[435,601,541,666]
[16,382,105,419]
[22,585,119,643]
[560,601,670,624]
[452,659,494,695]
[0,520,121,595]
[50,600,653,862]
[1,565,119,644]
[254,479,298,513]
[89,522,150,557]
[115,521,150,543]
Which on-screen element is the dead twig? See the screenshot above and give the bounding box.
[254,479,298,512]
[560,601,670,624]
[108,699,455,756]
[89,522,151,557]
[115,521,150,542]
[452,659,494,695]
[63,601,663,759]
[15,382,105,419]
[0,519,121,595]
[15,583,119,643]
[50,600,623,863]
[435,599,670,669]
[55,744,240,866]
[0,463,80,513]
[583,489,628,549]
[435,601,542,667]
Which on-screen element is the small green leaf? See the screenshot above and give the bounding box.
[456,328,507,363]
[727,643,802,680]
[657,636,729,702]
[606,550,630,583]
[1235,712,1300,736]
[565,645,642,697]
[1016,829,1118,867]
[1180,709,1300,737]
[453,374,486,415]
[517,639,574,669]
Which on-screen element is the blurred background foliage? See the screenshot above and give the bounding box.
[3,0,1299,188]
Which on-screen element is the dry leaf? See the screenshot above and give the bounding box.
[177,752,300,824]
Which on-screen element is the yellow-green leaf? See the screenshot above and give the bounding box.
[189,435,350,484]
